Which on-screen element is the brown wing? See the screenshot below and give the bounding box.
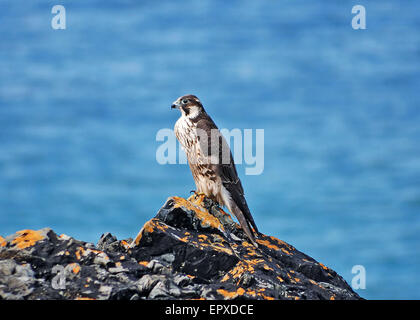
[195,117,259,233]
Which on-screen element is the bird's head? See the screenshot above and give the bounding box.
[171,94,204,119]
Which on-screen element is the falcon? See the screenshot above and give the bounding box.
[171,94,259,246]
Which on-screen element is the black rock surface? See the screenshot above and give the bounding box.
[0,195,362,300]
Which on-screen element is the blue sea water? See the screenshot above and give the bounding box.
[0,1,419,299]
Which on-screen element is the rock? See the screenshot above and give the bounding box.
[0,259,35,300]
[0,195,362,300]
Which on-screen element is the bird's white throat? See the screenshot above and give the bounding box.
[183,105,201,120]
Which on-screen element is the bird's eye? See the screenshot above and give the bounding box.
[182,99,189,104]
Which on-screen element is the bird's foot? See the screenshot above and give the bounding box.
[187,191,206,204]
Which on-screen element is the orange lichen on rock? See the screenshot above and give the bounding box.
[263,264,274,271]
[247,258,265,266]
[0,236,5,247]
[319,262,328,270]
[217,287,275,300]
[229,261,249,279]
[256,238,280,251]
[210,243,233,255]
[221,258,268,284]
[75,246,85,260]
[11,229,45,249]
[242,242,259,258]
[222,257,280,286]
[244,250,257,257]
[269,236,295,251]
[133,219,168,245]
[181,232,234,256]
[217,287,245,299]
[138,261,149,267]
[89,248,106,255]
[70,263,81,274]
[241,241,253,247]
[172,196,224,231]
[221,274,230,282]
[178,235,190,243]
[281,248,292,255]
[120,240,130,249]
[75,297,96,300]
[309,279,327,290]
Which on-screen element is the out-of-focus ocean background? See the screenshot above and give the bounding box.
[1,0,419,299]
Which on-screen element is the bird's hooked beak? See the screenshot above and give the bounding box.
[171,100,180,110]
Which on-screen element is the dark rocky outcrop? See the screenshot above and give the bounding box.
[0,194,361,300]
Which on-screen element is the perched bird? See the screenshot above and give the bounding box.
[171,94,259,246]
